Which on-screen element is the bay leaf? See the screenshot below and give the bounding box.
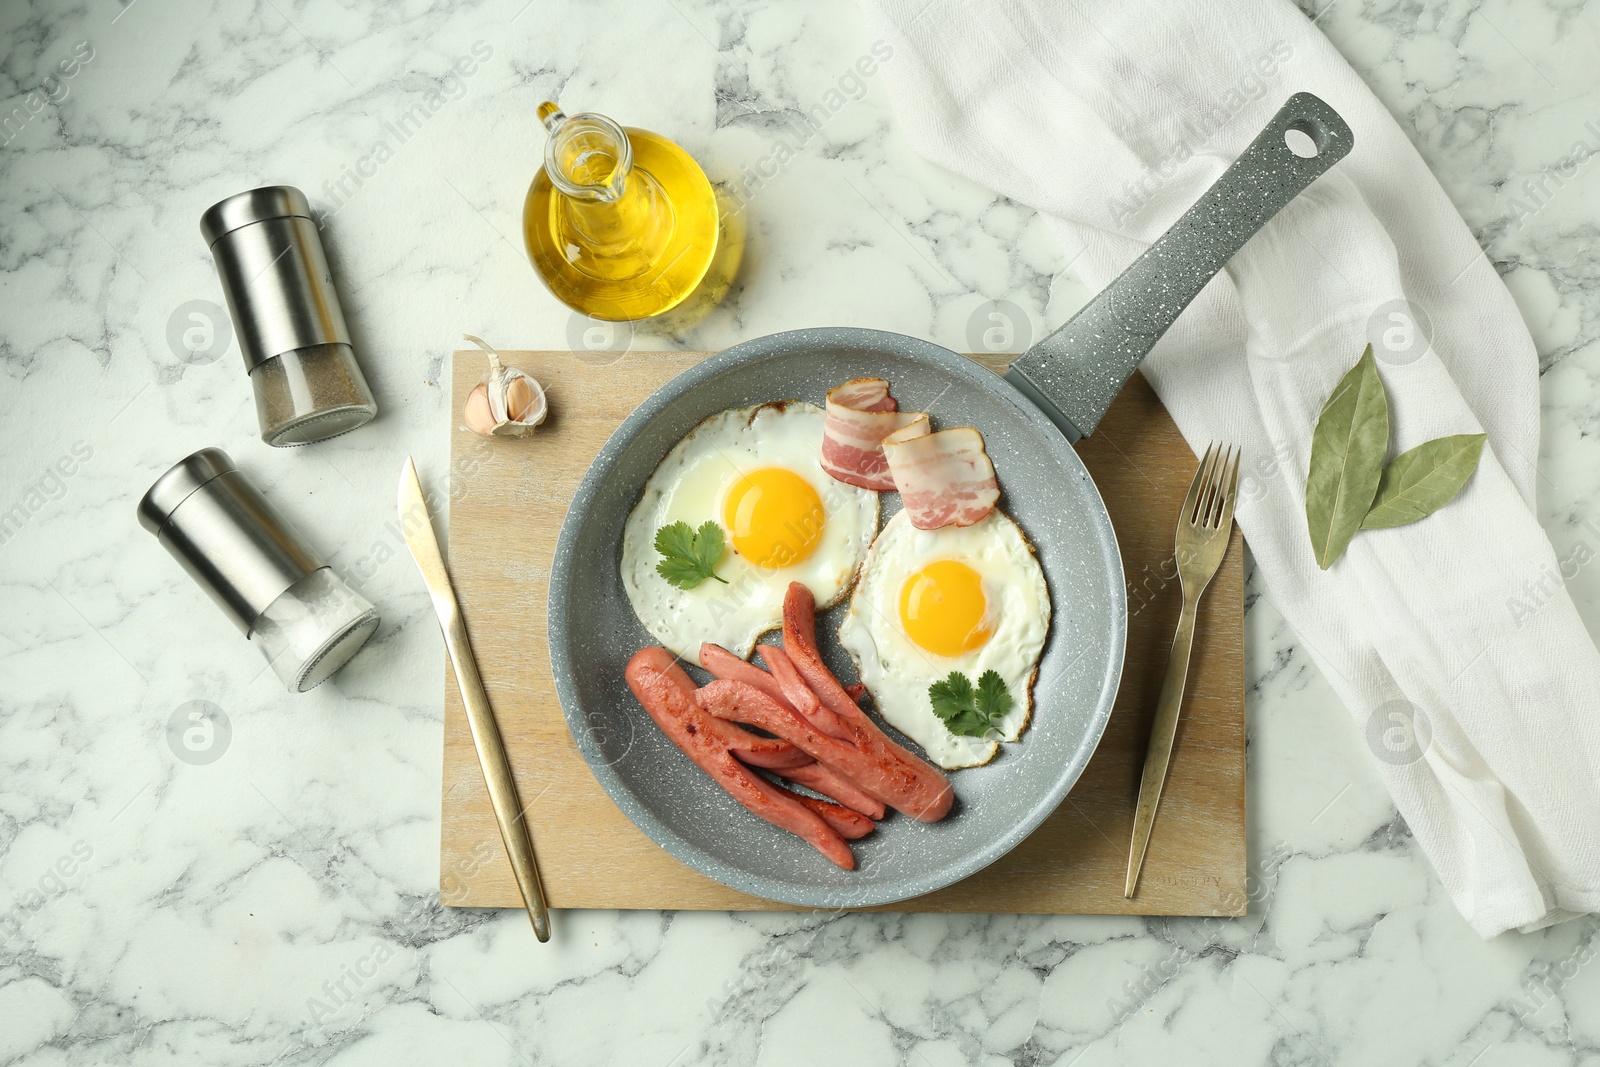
[1305,345,1389,569]
[1361,432,1487,529]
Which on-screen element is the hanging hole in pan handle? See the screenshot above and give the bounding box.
[1284,120,1321,158]
[1277,94,1350,163]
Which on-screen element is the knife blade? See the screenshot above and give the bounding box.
[399,456,551,942]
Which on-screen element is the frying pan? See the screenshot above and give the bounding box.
[548,94,1352,907]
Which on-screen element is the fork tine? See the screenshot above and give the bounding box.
[1205,445,1234,527]
[1181,442,1216,526]
[1216,446,1243,529]
[1203,447,1222,524]
[1217,445,1239,526]
[1203,441,1222,524]
[1197,444,1226,526]
[1192,443,1222,525]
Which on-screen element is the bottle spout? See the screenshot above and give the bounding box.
[540,103,631,203]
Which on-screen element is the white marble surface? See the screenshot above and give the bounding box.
[2,0,1598,1063]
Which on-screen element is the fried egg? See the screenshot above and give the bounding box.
[837,508,1049,769]
[621,401,878,659]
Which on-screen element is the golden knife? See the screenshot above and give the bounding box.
[399,456,551,941]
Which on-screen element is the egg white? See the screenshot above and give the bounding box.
[837,508,1050,769]
[621,402,879,659]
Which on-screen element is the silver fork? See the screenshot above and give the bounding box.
[1124,442,1241,898]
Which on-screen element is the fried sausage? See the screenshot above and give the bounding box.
[780,584,953,821]
[698,678,951,823]
[625,648,854,868]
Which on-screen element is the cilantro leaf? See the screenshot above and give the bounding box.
[654,520,728,589]
[928,671,973,720]
[928,669,1013,739]
[976,670,1013,723]
[654,519,697,561]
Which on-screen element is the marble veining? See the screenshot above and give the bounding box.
[1,0,1598,1063]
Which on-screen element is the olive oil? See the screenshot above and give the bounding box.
[523,103,738,322]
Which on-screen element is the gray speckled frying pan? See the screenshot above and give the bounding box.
[548,95,1351,907]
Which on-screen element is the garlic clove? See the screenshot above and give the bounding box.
[464,382,498,435]
[505,375,541,423]
[462,334,549,438]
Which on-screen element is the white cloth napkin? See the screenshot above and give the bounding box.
[857,0,1600,936]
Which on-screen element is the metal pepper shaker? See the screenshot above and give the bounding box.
[201,186,378,447]
[138,448,379,692]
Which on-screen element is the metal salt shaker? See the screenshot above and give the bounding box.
[137,448,379,692]
[201,186,378,447]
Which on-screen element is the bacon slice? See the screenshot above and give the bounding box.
[780,583,954,821]
[821,378,929,491]
[828,377,899,413]
[820,377,1000,529]
[625,648,855,869]
[882,425,1000,530]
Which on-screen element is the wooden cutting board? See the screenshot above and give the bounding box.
[440,350,1245,915]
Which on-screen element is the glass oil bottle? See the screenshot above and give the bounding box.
[523,103,741,323]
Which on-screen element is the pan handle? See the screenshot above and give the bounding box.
[1004,92,1353,442]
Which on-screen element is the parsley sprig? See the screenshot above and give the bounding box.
[928,670,1013,738]
[654,520,729,589]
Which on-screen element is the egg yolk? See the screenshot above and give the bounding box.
[722,468,826,569]
[898,559,993,657]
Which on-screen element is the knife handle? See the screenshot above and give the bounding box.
[1006,92,1354,441]
[443,610,552,942]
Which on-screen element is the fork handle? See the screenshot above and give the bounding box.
[1124,590,1200,898]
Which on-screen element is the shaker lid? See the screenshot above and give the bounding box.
[200,186,314,246]
[137,447,236,534]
